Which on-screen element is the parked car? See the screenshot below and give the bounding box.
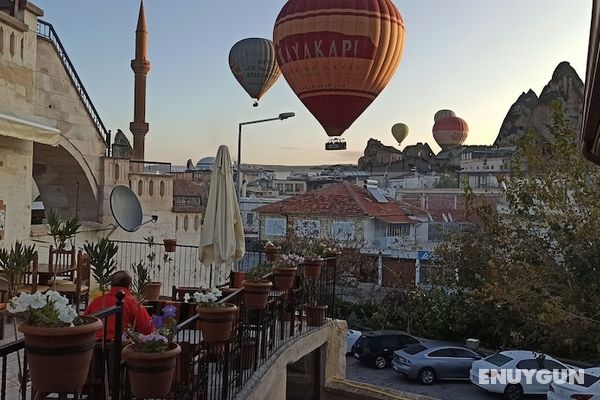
[346,329,361,355]
[352,330,420,369]
[471,350,574,400]
[392,342,482,384]
[548,367,600,400]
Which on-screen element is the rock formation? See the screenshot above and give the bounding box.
[357,138,402,170]
[494,61,583,146]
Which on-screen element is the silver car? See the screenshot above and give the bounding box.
[392,342,482,385]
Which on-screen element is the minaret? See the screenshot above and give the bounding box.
[130,1,151,160]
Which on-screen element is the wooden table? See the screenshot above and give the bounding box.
[33,263,77,284]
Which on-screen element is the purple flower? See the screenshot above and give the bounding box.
[163,305,177,319]
[152,314,164,329]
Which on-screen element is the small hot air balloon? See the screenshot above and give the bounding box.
[391,123,409,146]
[229,38,281,107]
[273,0,406,141]
[432,116,469,149]
[434,109,457,122]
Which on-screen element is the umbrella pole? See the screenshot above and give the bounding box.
[209,263,213,288]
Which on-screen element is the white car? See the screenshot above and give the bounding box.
[346,329,361,355]
[548,367,600,400]
[470,350,575,400]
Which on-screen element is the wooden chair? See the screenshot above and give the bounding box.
[46,245,77,288]
[13,252,50,295]
[57,251,90,310]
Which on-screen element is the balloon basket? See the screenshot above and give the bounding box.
[325,138,346,151]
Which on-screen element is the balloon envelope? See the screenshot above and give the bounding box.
[273,0,406,137]
[434,109,456,122]
[229,38,281,104]
[391,123,409,145]
[432,116,469,149]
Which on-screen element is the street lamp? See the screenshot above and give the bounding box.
[237,112,295,198]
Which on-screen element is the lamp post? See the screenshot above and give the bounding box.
[237,112,295,198]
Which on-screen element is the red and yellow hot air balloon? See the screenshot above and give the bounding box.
[432,116,469,149]
[273,0,406,141]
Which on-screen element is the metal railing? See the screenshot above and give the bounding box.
[36,20,109,147]
[129,160,172,175]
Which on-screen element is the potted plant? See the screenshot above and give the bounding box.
[272,253,303,290]
[302,276,327,327]
[45,209,80,251]
[302,239,326,278]
[242,264,273,310]
[7,290,102,393]
[132,260,151,301]
[122,305,181,399]
[230,269,246,289]
[264,241,279,262]
[189,288,237,342]
[163,238,177,253]
[141,236,172,300]
[0,240,36,297]
[83,237,118,297]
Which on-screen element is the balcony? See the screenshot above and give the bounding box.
[0,246,350,400]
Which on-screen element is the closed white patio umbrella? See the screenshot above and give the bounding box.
[198,145,245,285]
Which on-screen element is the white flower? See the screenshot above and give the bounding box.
[46,291,69,307]
[57,305,77,324]
[28,292,47,310]
[184,293,191,302]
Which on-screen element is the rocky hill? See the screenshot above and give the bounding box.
[357,138,402,170]
[494,61,583,146]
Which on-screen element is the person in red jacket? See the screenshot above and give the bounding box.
[85,270,153,340]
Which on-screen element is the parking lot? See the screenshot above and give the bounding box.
[346,356,547,400]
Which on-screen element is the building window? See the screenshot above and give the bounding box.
[137,180,143,196]
[184,215,189,231]
[114,163,120,180]
[331,221,355,241]
[9,32,14,57]
[385,224,410,237]
[194,215,200,230]
[149,180,154,196]
[246,212,254,226]
[0,27,4,54]
[175,216,179,231]
[264,217,286,237]
[160,181,165,197]
[296,219,320,237]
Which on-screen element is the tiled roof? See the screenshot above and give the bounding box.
[173,180,206,197]
[256,182,427,222]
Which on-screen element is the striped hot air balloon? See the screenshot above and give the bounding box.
[432,116,469,149]
[229,38,281,107]
[434,109,456,122]
[273,0,406,137]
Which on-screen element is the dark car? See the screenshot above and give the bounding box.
[352,330,420,369]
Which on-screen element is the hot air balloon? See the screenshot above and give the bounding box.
[391,123,409,146]
[273,0,406,149]
[434,109,456,122]
[229,38,281,107]
[432,116,469,149]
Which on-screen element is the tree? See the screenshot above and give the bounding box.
[431,104,600,359]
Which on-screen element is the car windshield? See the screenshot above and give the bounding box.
[403,344,427,355]
[485,353,513,366]
[573,373,600,388]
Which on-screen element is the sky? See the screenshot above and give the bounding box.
[34,0,592,166]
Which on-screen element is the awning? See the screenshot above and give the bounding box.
[0,112,60,146]
[376,215,413,224]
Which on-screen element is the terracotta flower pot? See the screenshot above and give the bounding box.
[264,246,279,262]
[163,238,177,252]
[19,315,102,393]
[305,304,328,327]
[303,258,323,278]
[273,266,297,290]
[122,342,181,399]
[231,271,246,288]
[143,281,162,300]
[242,280,273,310]
[196,303,238,342]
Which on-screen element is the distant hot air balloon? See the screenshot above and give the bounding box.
[434,109,456,122]
[391,123,409,145]
[229,38,281,107]
[432,116,469,149]
[273,0,406,139]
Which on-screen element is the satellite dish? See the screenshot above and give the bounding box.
[110,185,143,232]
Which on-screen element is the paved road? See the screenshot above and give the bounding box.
[346,356,547,400]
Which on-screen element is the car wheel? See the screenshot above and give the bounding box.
[503,384,523,400]
[417,367,436,385]
[374,355,388,369]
